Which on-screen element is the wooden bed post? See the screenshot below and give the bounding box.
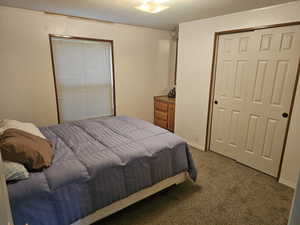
[0,153,14,225]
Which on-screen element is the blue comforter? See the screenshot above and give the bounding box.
[8,116,197,225]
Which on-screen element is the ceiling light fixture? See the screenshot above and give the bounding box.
[136,0,170,14]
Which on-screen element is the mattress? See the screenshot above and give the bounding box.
[8,116,197,225]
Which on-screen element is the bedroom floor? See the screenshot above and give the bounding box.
[95,147,294,225]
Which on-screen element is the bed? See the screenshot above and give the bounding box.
[5,116,197,225]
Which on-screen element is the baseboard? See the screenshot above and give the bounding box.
[279,177,296,189]
[183,139,204,151]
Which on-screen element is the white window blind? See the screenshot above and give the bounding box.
[51,37,115,123]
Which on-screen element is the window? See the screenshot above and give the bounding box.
[50,35,115,123]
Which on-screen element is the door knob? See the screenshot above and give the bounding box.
[214,100,218,104]
[282,112,289,118]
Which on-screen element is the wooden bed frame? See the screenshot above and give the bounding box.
[0,153,187,225]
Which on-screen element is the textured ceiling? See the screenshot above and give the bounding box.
[0,0,298,30]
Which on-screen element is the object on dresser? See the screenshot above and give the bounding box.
[168,87,176,98]
[154,96,175,132]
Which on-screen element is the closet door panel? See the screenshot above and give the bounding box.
[211,31,254,159]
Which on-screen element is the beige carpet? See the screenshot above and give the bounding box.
[94,147,294,225]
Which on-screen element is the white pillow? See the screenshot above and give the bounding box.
[3,161,29,181]
[0,119,46,139]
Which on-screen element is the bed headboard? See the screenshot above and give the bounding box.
[0,153,14,225]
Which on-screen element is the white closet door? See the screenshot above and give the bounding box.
[211,25,300,176]
[237,25,300,176]
[211,31,255,160]
[51,38,114,123]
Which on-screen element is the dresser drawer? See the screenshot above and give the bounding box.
[154,118,168,129]
[155,101,168,112]
[155,110,168,121]
[154,96,175,132]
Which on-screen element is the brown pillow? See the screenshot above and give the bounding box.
[0,128,53,171]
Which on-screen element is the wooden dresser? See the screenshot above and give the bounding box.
[154,96,175,132]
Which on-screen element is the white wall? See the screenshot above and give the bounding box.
[0,6,173,126]
[168,39,177,87]
[176,1,300,188]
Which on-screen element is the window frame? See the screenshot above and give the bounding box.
[49,34,116,123]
